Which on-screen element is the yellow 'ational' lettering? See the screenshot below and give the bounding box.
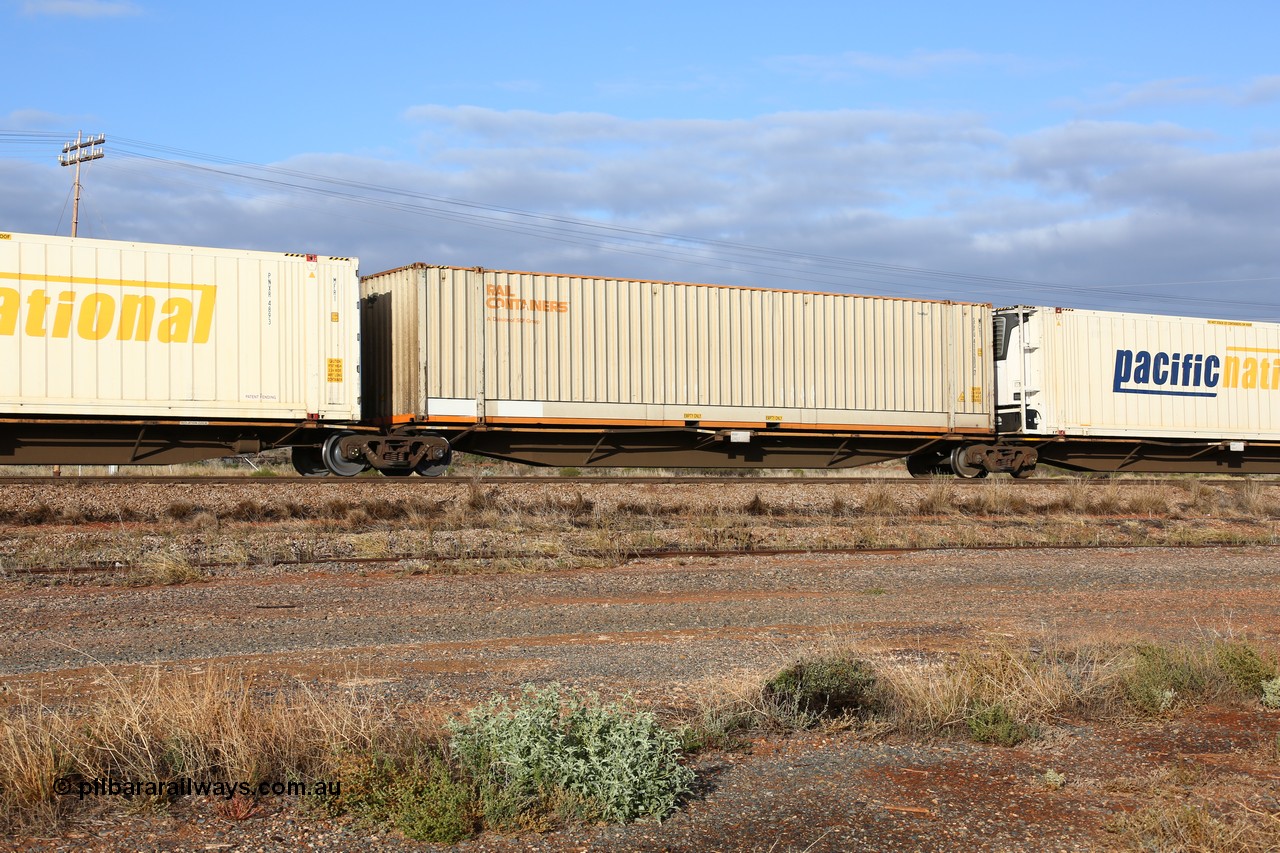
[0,274,216,344]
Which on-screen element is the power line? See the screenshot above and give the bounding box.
[5,131,1278,313]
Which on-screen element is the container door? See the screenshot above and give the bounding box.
[995,308,1042,434]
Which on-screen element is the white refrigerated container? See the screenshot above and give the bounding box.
[0,231,361,423]
[996,305,1280,440]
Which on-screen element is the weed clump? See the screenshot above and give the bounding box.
[1212,640,1278,698]
[449,684,693,828]
[1262,677,1280,709]
[763,657,878,719]
[859,483,900,516]
[122,552,204,586]
[165,501,200,521]
[1122,643,1206,715]
[965,703,1036,746]
[326,751,474,844]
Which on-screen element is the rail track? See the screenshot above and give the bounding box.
[5,541,1264,577]
[1,474,1277,486]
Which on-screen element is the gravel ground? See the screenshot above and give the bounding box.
[2,480,1280,851]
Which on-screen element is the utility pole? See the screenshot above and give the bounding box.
[52,133,107,478]
[58,132,106,237]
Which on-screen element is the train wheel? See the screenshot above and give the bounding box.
[291,445,329,477]
[906,456,933,478]
[949,446,988,479]
[1010,466,1036,479]
[413,436,452,477]
[322,432,369,477]
[906,451,947,478]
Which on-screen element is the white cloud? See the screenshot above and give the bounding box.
[0,109,77,128]
[1242,75,1280,105]
[1072,75,1280,114]
[21,0,140,17]
[2,106,1278,318]
[770,49,1017,82]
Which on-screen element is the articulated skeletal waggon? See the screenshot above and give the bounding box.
[2,231,1278,476]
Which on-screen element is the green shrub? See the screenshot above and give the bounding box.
[1212,640,1278,698]
[763,657,878,719]
[1262,677,1280,709]
[1122,643,1205,715]
[449,684,693,829]
[965,703,1035,746]
[326,750,474,844]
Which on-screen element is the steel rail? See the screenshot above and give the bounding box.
[5,541,1266,578]
[0,475,1277,486]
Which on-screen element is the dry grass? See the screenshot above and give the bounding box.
[121,552,205,587]
[859,481,901,516]
[685,633,1280,748]
[964,480,1033,515]
[1106,762,1280,852]
[878,641,1125,736]
[0,668,399,830]
[4,479,1280,579]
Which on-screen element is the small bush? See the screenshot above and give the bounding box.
[1260,677,1280,709]
[328,751,474,844]
[1122,643,1205,715]
[165,501,199,521]
[966,703,1035,746]
[449,684,693,828]
[1041,769,1066,790]
[225,500,285,522]
[763,657,878,719]
[1212,640,1278,698]
[22,504,60,525]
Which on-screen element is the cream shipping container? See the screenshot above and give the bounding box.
[0,231,360,464]
[358,263,995,471]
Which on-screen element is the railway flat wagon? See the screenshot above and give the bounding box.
[357,263,997,471]
[0,231,361,465]
[995,306,1280,472]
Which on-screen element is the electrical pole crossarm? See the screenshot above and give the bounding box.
[58,131,107,238]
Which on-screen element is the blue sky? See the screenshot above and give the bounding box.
[2,0,1279,319]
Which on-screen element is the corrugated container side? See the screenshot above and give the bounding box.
[0,231,360,421]
[361,265,992,432]
[1016,307,1280,440]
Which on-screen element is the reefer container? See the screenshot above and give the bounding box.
[361,265,992,457]
[997,305,1280,442]
[0,231,360,422]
